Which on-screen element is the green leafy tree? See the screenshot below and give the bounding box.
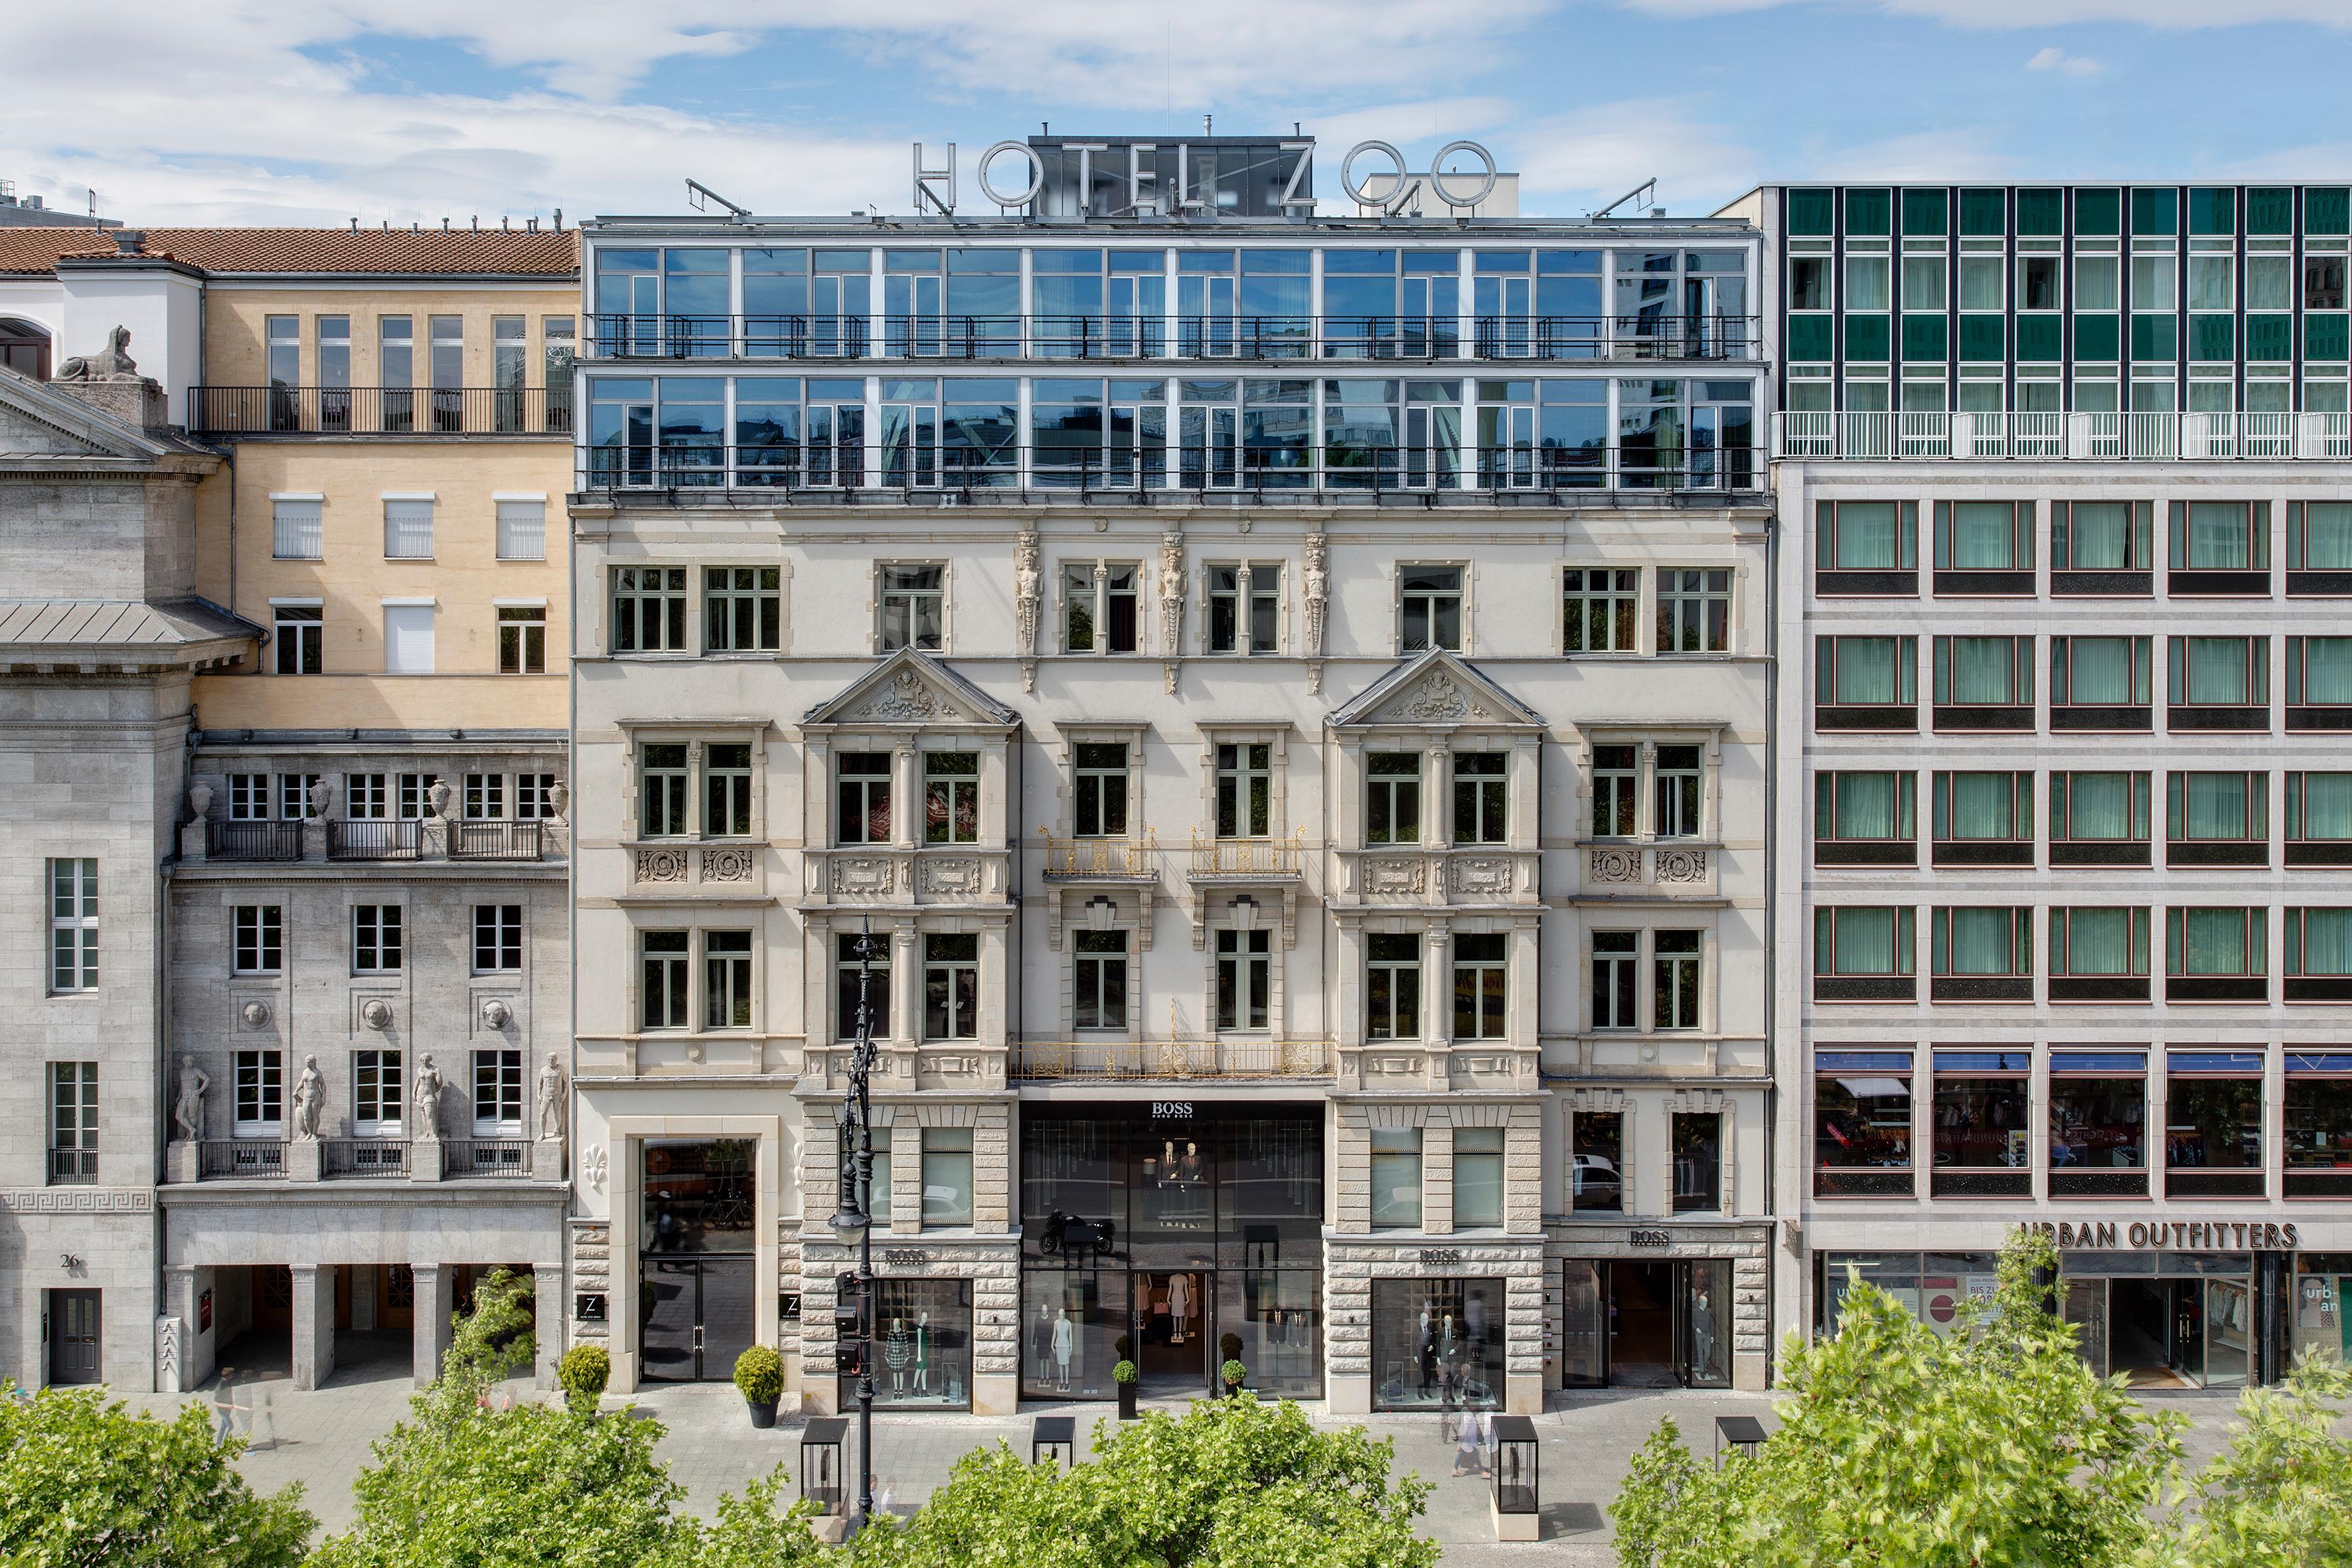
[1610,1229,2186,1568]
[2141,1356,2352,1568]
[0,1380,314,1567]
[313,1273,830,1568]
[852,1394,1437,1568]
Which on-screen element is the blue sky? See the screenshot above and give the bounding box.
[9,1,2352,226]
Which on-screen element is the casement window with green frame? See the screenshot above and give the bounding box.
[1930,906,2033,1001]
[1814,634,1917,730]
[2167,635,2269,731]
[2165,905,2268,1002]
[2049,771,2152,867]
[1932,771,2033,867]
[2167,501,2270,593]
[2287,771,2352,866]
[2166,771,2268,867]
[2051,634,2152,730]
[2286,909,2352,1003]
[2286,636,2352,730]
[1812,905,1916,1001]
[2286,501,2352,595]
[1812,1050,1915,1197]
[1930,1050,2032,1198]
[1815,501,1917,594]
[2048,905,2151,1002]
[1932,501,2033,594]
[1931,633,2033,730]
[2284,1053,2352,1198]
[2050,501,2154,593]
[2047,1050,2150,1199]
[2165,1051,2264,1198]
[1814,770,1916,866]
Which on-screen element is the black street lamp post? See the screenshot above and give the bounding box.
[828,922,882,1530]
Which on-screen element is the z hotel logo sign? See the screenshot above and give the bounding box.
[2021,1219,2301,1251]
[913,139,1498,216]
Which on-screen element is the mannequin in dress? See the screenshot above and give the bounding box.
[1032,1298,1057,1384]
[884,1316,911,1393]
[1167,1273,1193,1344]
[914,1310,932,1393]
[1052,1308,1075,1390]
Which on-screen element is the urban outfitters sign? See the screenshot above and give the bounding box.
[913,139,1497,216]
[2019,1219,2302,1251]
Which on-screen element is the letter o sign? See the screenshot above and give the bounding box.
[977,141,1045,206]
[1429,141,1498,208]
[1339,141,1409,207]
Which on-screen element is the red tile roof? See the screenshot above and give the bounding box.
[0,226,576,277]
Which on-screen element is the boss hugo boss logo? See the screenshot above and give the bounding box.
[1151,1101,1194,1119]
[1417,1248,1463,1265]
[881,1249,925,1266]
[1628,1229,1672,1247]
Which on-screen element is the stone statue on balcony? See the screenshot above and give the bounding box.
[291,1055,325,1140]
[172,1056,209,1142]
[412,1054,443,1138]
[536,1052,566,1141]
[56,325,139,381]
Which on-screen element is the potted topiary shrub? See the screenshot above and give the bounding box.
[557,1343,609,1413]
[1219,1334,1245,1397]
[1221,1358,1248,1397]
[1113,1357,1139,1419]
[733,1344,784,1429]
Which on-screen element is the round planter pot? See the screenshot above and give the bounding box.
[745,1397,778,1429]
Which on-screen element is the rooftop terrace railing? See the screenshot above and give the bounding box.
[1776,410,2352,461]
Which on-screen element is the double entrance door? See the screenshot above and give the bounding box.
[2084,1276,2252,1389]
[640,1256,754,1382]
[1562,1259,1731,1388]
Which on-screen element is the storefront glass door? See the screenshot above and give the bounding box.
[1560,1261,1607,1387]
[1677,1259,1732,1387]
[1134,1271,1210,1394]
[639,1256,753,1382]
[2205,1277,2251,1387]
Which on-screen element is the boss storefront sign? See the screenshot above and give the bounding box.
[2020,1219,2304,1251]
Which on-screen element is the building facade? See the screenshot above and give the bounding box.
[566,135,1776,1416]
[0,224,580,1393]
[1749,182,2352,1387]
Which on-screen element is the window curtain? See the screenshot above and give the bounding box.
[2188,503,2249,569]
[1952,503,2013,569]
[2305,638,2352,704]
[1944,907,2015,974]
[2071,503,2131,569]
[2067,773,2135,840]
[2302,774,2352,840]
[1836,774,1898,838]
[2069,638,2134,704]
[2064,909,2132,975]
[2183,639,2249,705]
[2306,503,2352,570]
[1836,638,1899,704]
[2183,909,2248,975]
[1952,638,2014,704]
[2184,774,2248,840]
[1947,773,2014,839]
[1835,503,1899,570]
[1834,909,1897,975]
[2298,909,2352,977]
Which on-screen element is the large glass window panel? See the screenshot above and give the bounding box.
[2049,1054,2149,1195]
[1932,1054,2033,1176]
[1814,1052,1913,1196]
[2049,907,2148,976]
[2290,773,2352,841]
[1371,1278,1504,1411]
[1572,1113,1623,1212]
[1816,906,1915,976]
[921,1127,974,1227]
[1451,1128,1505,1229]
[2166,1056,2264,1189]
[642,1138,756,1251]
[1368,1129,1423,1229]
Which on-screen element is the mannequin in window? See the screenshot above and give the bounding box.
[1167,1273,1193,1344]
[1052,1308,1075,1390]
[1690,1283,1718,1375]
[884,1316,911,1393]
[1418,1299,1437,1395]
[1031,1297,1057,1383]
[913,1310,932,1393]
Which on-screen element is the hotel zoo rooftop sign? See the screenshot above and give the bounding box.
[911,138,1499,216]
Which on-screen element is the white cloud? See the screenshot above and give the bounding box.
[1628,0,2351,22]
[1510,100,1764,216]
[2025,44,2102,75]
[1805,129,2016,183]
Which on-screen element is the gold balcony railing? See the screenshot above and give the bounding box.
[1012,1038,1333,1081]
[1189,828,1305,878]
[1036,827,1158,877]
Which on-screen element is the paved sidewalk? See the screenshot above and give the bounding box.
[112,1359,2262,1563]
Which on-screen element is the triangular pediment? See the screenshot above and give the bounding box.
[801,647,1019,729]
[1326,649,1545,730]
[0,364,169,460]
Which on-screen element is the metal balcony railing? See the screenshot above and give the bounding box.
[189,385,573,437]
[578,442,1759,499]
[1190,829,1305,878]
[324,1138,411,1177]
[1776,410,2352,462]
[48,1148,98,1184]
[329,820,422,861]
[199,1139,286,1179]
[1011,1038,1333,1081]
[443,1137,531,1178]
[584,312,1761,364]
[209,821,303,861]
[1037,828,1158,878]
[449,821,545,860]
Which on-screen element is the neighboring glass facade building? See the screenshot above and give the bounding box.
[1747,182,2352,1389]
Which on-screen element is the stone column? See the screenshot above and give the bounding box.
[412,1264,455,1386]
[290,1265,336,1391]
[533,1267,565,1390]
[892,742,919,850]
[892,924,919,1048]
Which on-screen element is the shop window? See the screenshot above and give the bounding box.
[2165,907,2267,1002]
[1930,1051,2032,1196]
[1369,1128,1423,1229]
[2165,1053,2264,1197]
[1813,1051,1913,1197]
[2167,772,2268,867]
[1932,772,2032,867]
[1671,1113,1722,1213]
[921,1128,974,1227]
[866,1127,893,1225]
[2049,1052,2149,1198]
[1814,771,1916,866]
[1451,1129,1505,1229]
[846,1279,971,1409]
[1812,906,1916,1001]
[2285,1057,2352,1198]
[2293,1253,2352,1366]
[2047,907,2152,1002]
[1371,1279,1503,1411]
[1571,1113,1623,1212]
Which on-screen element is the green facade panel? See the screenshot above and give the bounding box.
[1958,315,2005,362]
[2074,314,2120,362]
[1901,313,1947,362]
[2306,313,2349,362]
[1960,189,2006,236]
[2190,313,2236,362]
[1788,314,1834,362]
[1845,189,1891,236]
[2015,316,2063,362]
[2246,315,2293,362]
[2132,188,2177,237]
[2076,189,2122,235]
[1845,313,1891,361]
[2132,313,2178,362]
[2017,189,2063,235]
[1789,189,1834,236]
